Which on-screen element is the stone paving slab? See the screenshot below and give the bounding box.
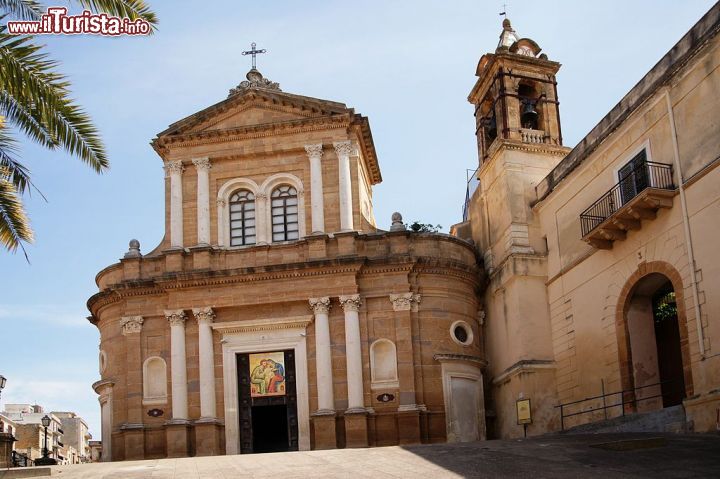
[11,433,720,479]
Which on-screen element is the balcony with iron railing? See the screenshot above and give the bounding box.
[580,160,675,249]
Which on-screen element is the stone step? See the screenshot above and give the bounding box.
[0,466,54,478]
[560,405,692,434]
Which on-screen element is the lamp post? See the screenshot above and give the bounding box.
[41,415,50,458]
[35,414,57,465]
[0,375,6,401]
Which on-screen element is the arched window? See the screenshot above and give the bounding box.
[143,357,167,405]
[370,339,399,390]
[229,189,256,246]
[271,185,299,242]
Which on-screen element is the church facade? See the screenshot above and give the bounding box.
[89,3,720,461]
[88,67,485,460]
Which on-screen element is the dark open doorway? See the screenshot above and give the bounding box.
[251,405,289,453]
[652,282,686,407]
[625,273,687,412]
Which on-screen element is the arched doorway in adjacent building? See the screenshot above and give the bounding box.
[617,264,693,413]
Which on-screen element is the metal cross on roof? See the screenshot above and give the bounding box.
[499,3,508,18]
[242,42,267,70]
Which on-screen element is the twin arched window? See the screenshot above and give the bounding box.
[227,184,298,245]
[271,185,299,242]
[229,190,256,246]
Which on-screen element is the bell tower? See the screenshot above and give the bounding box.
[454,19,571,438]
[470,18,564,165]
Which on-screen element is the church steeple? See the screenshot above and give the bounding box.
[469,19,563,165]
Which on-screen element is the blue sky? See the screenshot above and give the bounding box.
[0,0,715,437]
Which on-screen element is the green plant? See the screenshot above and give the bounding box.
[408,221,442,233]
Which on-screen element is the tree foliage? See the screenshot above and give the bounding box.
[408,221,442,233]
[0,0,157,257]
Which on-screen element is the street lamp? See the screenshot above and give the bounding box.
[41,414,51,459]
[0,375,6,400]
[35,414,57,466]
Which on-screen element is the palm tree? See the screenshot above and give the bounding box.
[0,0,157,257]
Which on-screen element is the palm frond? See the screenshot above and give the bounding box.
[0,0,43,21]
[0,125,45,199]
[75,0,158,31]
[0,90,56,148]
[0,32,108,171]
[0,174,32,257]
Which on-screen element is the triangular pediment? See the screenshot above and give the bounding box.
[157,88,351,138]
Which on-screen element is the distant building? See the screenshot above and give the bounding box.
[2,404,92,464]
[89,440,102,462]
[53,412,92,463]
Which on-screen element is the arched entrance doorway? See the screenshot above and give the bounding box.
[617,263,693,413]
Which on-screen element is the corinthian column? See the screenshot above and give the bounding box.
[339,294,364,411]
[193,307,216,419]
[192,158,212,246]
[165,309,188,421]
[333,141,354,231]
[164,161,185,248]
[309,297,334,412]
[305,144,326,234]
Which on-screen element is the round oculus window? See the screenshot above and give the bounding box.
[450,320,473,346]
[454,325,468,343]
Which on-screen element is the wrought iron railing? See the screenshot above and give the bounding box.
[12,450,33,467]
[555,378,684,431]
[462,167,480,222]
[580,161,674,237]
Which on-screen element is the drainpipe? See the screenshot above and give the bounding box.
[664,88,705,359]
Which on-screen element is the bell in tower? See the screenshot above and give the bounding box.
[468,18,564,164]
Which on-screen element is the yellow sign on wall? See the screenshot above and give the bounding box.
[249,351,286,397]
[516,398,532,425]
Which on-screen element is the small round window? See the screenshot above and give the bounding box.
[450,320,473,346]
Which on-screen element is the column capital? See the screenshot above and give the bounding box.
[192,307,215,324]
[389,293,413,311]
[165,309,187,327]
[255,192,268,200]
[333,140,353,157]
[389,293,422,312]
[309,297,331,315]
[304,144,323,159]
[120,316,144,335]
[339,294,361,313]
[164,160,184,175]
[192,157,211,171]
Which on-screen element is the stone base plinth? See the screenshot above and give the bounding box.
[397,408,422,444]
[344,408,368,448]
[165,420,191,458]
[121,424,145,460]
[194,419,223,456]
[0,432,14,468]
[311,410,337,449]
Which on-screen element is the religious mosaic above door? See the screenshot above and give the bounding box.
[249,351,286,397]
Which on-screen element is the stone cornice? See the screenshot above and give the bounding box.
[212,315,313,334]
[433,353,487,367]
[153,115,352,156]
[88,234,482,316]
